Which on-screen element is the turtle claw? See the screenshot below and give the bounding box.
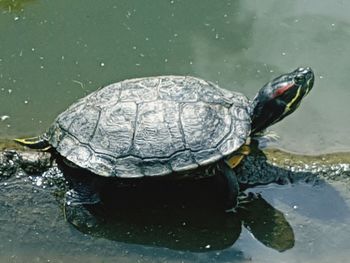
[254,130,280,148]
[225,192,250,213]
[225,207,237,213]
[237,192,262,210]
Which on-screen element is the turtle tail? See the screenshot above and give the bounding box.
[14,136,51,150]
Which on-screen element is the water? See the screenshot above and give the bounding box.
[0,152,349,263]
[0,0,350,262]
[0,0,349,153]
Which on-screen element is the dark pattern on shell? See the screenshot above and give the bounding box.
[47,76,251,177]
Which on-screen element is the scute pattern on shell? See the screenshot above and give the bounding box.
[47,76,251,177]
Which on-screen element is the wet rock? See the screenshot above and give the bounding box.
[235,148,350,189]
[19,151,52,174]
[0,150,20,179]
[0,150,52,179]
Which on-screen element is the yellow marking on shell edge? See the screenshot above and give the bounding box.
[225,145,251,169]
[283,86,301,114]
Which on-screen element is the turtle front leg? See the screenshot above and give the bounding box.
[65,175,101,206]
[218,161,240,212]
[65,188,101,206]
[64,177,102,227]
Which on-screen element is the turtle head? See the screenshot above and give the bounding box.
[250,67,314,134]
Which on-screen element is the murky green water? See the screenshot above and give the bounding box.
[0,0,350,262]
[0,0,349,153]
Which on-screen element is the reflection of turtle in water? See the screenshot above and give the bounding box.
[15,67,314,208]
[71,189,295,253]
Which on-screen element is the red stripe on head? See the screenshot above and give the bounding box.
[273,83,294,98]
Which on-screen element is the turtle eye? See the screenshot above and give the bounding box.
[294,74,305,84]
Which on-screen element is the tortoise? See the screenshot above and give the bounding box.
[16,67,314,209]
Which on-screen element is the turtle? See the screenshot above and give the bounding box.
[15,67,314,209]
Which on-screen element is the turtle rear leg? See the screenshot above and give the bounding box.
[14,136,51,150]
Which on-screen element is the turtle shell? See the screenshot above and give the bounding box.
[47,76,251,177]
